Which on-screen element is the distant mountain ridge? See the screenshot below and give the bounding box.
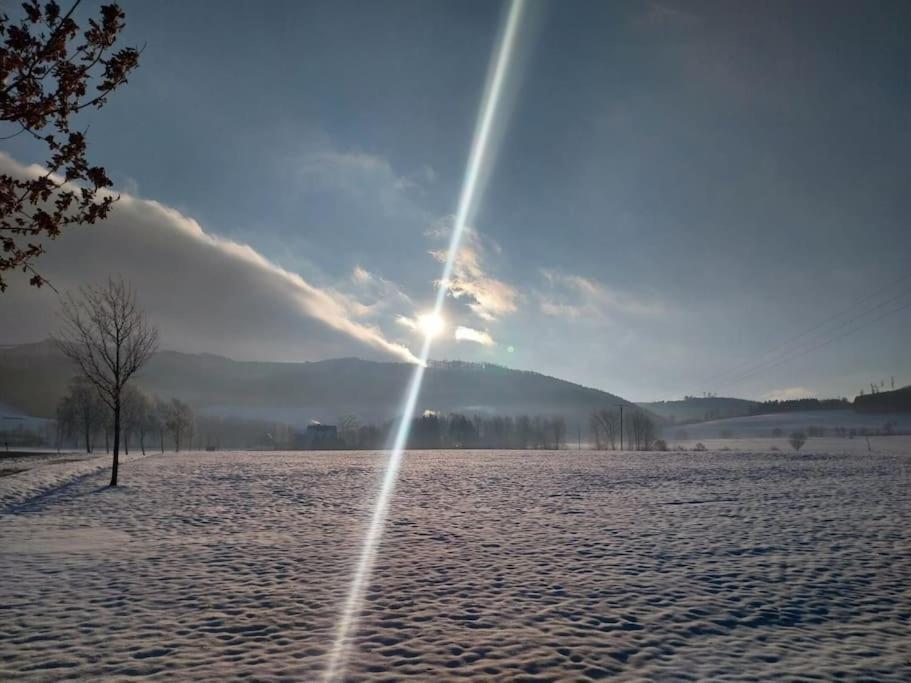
[0,340,646,426]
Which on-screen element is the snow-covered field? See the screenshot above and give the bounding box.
[673,435,911,456]
[2,448,910,681]
[669,409,911,440]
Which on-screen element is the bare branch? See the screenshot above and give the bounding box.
[52,275,158,483]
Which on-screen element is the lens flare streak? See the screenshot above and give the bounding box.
[323,2,527,680]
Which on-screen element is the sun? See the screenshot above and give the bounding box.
[417,311,446,338]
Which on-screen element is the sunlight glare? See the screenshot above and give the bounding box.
[323,2,528,680]
[417,312,446,339]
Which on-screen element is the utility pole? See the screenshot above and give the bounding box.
[617,404,624,451]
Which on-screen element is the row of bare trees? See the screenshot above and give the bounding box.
[589,407,658,450]
[56,378,194,455]
[334,412,569,450]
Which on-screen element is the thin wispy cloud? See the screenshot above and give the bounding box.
[454,325,495,346]
[537,269,664,322]
[396,315,419,331]
[341,265,414,320]
[429,224,518,322]
[299,150,433,214]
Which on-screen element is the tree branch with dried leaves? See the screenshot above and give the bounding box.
[1,1,140,292]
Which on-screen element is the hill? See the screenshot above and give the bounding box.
[637,396,759,424]
[669,409,911,440]
[0,340,646,426]
[854,385,911,414]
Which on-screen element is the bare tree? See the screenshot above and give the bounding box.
[788,431,807,452]
[121,384,152,455]
[551,416,567,450]
[154,397,168,452]
[63,375,102,453]
[628,410,657,451]
[54,277,157,485]
[165,398,193,452]
[589,412,603,449]
[135,390,155,455]
[590,408,619,450]
[337,414,359,448]
[531,416,549,449]
[55,393,75,452]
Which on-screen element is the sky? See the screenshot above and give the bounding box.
[2,0,910,402]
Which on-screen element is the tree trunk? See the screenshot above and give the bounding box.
[110,402,120,486]
[140,429,146,455]
[176,428,181,453]
[160,430,164,453]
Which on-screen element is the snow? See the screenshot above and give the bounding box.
[673,435,911,455]
[0,451,145,511]
[1,448,910,680]
[668,409,911,439]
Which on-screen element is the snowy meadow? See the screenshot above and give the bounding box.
[1,448,910,681]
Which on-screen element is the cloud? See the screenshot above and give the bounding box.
[351,265,372,284]
[454,326,495,346]
[537,269,664,322]
[266,147,441,285]
[763,386,815,401]
[396,315,419,331]
[429,224,518,321]
[298,151,433,217]
[340,265,414,320]
[0,153,418,363]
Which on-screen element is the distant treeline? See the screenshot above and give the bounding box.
[335,412,571,450]
[54,376,299,453]
[749,398,850,415]
[56,377,196,453]
[41,378,591,452]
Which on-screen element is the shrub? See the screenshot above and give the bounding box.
[789,431,807,451]
[653,439,668,451]
[693,442,707,452]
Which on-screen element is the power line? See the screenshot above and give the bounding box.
[717,285,911,385]
[707,270,911,384]
[721,297,911,386]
